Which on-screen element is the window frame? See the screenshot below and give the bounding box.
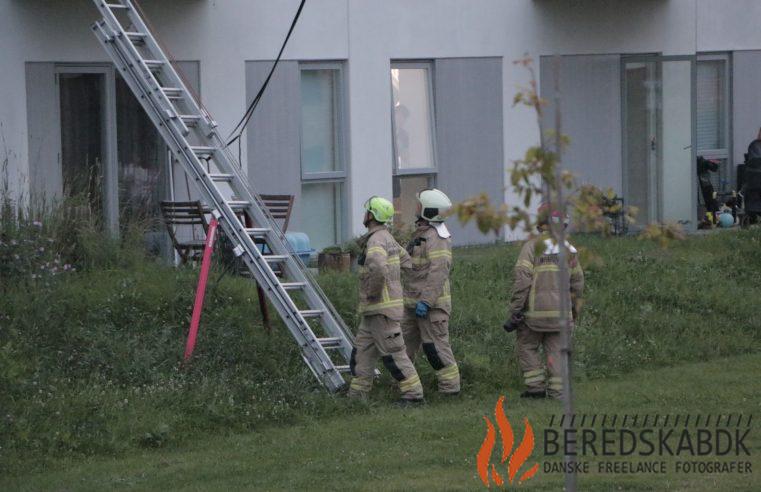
[298,61,348,182]
[55,63,119,233]
[300,179,345,249]
[696,53,731,160]
[297,61,348,248]
[390,60,438,176]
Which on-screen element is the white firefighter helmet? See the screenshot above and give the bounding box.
[417,188,452,223]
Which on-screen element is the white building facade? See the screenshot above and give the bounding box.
[2,0,761,249]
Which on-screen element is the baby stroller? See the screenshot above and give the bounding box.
[737,154,761,227]
[697,156,720,228]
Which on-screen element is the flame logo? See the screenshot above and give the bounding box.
[476,395,539,487]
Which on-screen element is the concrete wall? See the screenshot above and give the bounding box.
[434,57,504,245]
[540,55,623,194]
[4,0,761,240]
[245,60,303,223]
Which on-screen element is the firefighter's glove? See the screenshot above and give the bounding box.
[503,313,524,333]
[415,301,430,318]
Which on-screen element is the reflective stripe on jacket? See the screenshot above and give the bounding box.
[402,222,453,315]
[357,225,408,320]
[509,235,584,332]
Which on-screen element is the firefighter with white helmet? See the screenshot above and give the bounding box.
[348,196,424,403]
[401,188,460,395]
[504,203,584,399]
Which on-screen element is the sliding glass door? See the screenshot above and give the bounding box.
[56,65,171,252]
[623,56,696,229]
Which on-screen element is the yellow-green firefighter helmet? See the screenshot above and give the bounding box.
[364,196,395,224]
[417,188,452,222]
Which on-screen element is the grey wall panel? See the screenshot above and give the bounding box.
[245,61,302,228]
[540,55,622,195]
[170,60,201,202]
[434,57,504,246]
[26,62,62,205]
[732,51,761,170]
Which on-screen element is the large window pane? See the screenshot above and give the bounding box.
[624,62,657,223]
[116,76,167,224]
[661,60,694,225]
[116,75,170,255]
[393,174,433,227]
[59,73,104,216]
[696,60,727,152]
[301,69,340,174]
[301,181,343,251]
[391,66,435,170]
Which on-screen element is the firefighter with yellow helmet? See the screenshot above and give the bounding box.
[401,189,460,395]
[504,203,584,399]
[348,196,424,403]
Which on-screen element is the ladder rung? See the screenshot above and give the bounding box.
[191,146,215,156]
[317,337,343,349]
[179,115,201,125]
[144,60,165,69]
[300,310,324,319]
[162,87,184,100]
[125,32,146,42]
[209,173,233,181]
[264,255,288,263]
[334,365,351,373]
[226,200,250,209]
[245,227,271,236]
[106,3,129,9]
[281,282,305,290]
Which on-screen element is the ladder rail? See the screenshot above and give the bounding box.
[98,0,215,134]
[94,1,355,355]
[91,2,355,391]
[92,20,347,388]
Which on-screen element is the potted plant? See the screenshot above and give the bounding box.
[318,245,351,272]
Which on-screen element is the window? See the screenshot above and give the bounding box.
[116,74,170,255]
[697,55,731,190]
[391,62,436,226]
[55,65,172,255]
[59,72,106,216]
[299,63,346,250]
[301,182,344,251]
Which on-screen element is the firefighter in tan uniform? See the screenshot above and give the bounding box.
[348,196,425,403]
[504,204,584,399]
[401,189,460,395]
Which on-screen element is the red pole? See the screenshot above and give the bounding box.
[184,217,219,362]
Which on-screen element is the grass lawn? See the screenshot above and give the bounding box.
[3,223,761,490]
[3,353,759,491]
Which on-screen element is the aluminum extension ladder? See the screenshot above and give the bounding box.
[90,0,354,392]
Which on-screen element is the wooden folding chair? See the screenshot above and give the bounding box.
[260,194,295,232]
[160,201,209,264]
